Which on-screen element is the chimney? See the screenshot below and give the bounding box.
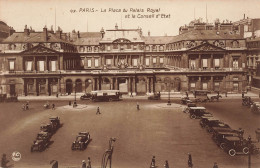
[56,26,62,39]
[115,23,118,30]
[9,27,15,36]
[148,30,150,36]
[24,25,30,36]
[77,31,80,38]
[43,26,48,41]
[100,27,105,38]
[244,14,245,19]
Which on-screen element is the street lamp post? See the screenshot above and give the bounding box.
[101,138,116,168]
[248,136,252,168]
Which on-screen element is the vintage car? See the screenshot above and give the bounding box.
[183,103,197,113]
[212,131,239,149]
[189,107,212,119]
[80,93,92,100]
[148,92,161,100]
[222,136,249,156]
[31,132,51,152]
[205,121,231,133]
[251,102,260,114]
[71,132,91,150]
[242,96,254,107]
[49,116,61,131]
[180,97,192,104]
[200,116,217,128]
[40,124,53,134]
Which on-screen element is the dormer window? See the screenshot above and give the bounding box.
[146,46,150,51]
[133,44,137,50]
[107,45,111,51]
[87,46,92,52]
[113,44,118,49]
[127,44,131,49]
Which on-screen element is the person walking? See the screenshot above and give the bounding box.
[150,156,156,168]
[213,162,218,168]
[26,101,29,110]
[164,160,169,168]
[255,128,260,142]
[96,107,101,115]
[52,103,55,110]
[188,153,193,168]
[87,157,91,168]
[137,102,140,110]
[82,160,86,168]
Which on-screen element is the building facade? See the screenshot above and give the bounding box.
[0,19,254,97]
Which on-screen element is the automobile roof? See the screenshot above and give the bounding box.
[207,118,219,121]
[212,127,233,131]
[225,136,240,141]
[190,107,206,110]
[217,131,238,135]
[50,116,59,119]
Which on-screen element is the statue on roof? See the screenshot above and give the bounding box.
[25,25,27,29]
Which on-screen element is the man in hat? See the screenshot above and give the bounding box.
[150,156,156,168]
[96,107,101,115]
[255,128,260,142]
[82,160,86,168]
[164,160,169,168]
[188,153,193,168]
[87,157,91,168]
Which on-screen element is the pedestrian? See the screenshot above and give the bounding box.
[137,102,140,110]
[238,128,244,139]
[186,91,188,97]
[96,107,101,115]
[242,92,244,98]
[164,160,169,168]
[188,153,193,168]
[50,160,58,168]
[52,103,55,110]
[87,157,91,168]
[56,93,58,98]
[1,154,9,168]
[225,92,227,97]
[26,102,29,110]
[213,162,218,168]
[217,91,219,96]
[22,104,26,111]
[82,160,86,168]
[255,128,260,142]
[69,101,71,106]
[150,156,156,168]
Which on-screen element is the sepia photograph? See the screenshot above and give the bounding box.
[0,0,260,167]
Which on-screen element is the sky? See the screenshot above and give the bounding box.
[0,0,260,36]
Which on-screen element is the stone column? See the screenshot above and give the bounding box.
[128,77,131,95]
[33,56,36,71]
[133,77,136,96]
[198,76,201,90]
[92,78,96,91]
[198,54,201,69]
[45,56,48,71]
[146,77,150,94]
[211,54,214,69]
[115,78,118,90]
[151,77,154,94]
[210,76,214,91]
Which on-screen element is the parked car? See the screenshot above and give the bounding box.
[212,131,239,149]
[251,102,260,114]
[183,103,197,113]
[80,93,92,100]
[148,92,161,100]
[205,120,231,133]
[211,127,239,137]
[242,96,254,107]
[40,124,53,135]
[200,116,216,128]
[71,132,91,150]
[222,136,249,156]
[180,97,192,104]
[31,132,51,152]
[49,116,61,132]
[189,107,212,119]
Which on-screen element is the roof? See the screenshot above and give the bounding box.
[169,30,243,43]
[100,29,143,43]
[190,107,206,110]
[72,32,102,45]
[142,36,175,44]
[2,32,69,43]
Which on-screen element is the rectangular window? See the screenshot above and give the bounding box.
[26,61,32,71]
[214,82,220,91]
[202,59,208,68]
[28,84,34,93]
[88,59,92,68]
[107,46,111,51]
[190,59,196,69]
[190,82,196,89]
[51,61,56,71]
[159,57,164,64]
[106,58,112,65]
[39,61,44,71]
[95,59,99,67]
[145,58,150,66]
[133,59,138,66]
[9,60,15,71]
[153,57,157,64]
[133,45,137,50]
[214,59,220,68]
[233,58,238,69]
[233,82,239,91]
[202,83,208,90]
[127,44,131,49]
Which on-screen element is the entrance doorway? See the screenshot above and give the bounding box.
[10,84,16,96]
[66,79,73,95]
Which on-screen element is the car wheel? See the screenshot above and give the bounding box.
[228,149,236,156]
[220,143,225,149]
[243,147,249,154]
[190,115,196,119]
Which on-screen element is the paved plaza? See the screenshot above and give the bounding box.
[0,97,259,168]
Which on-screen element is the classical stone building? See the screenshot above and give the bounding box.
[0,19,252,97]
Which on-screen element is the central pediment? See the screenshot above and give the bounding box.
[112,38,131,43]
[21,45,59,54]
[187,42,226,52]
